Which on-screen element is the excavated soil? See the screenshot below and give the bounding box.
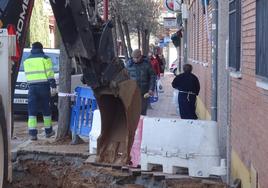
[6,154,226,188]
[7,154,129,188]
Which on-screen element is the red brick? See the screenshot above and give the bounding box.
[187,0,268,187]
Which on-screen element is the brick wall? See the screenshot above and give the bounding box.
[187,0,212,117]
[231,0,268,187]
[187,0,268,186]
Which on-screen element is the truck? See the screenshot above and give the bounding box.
[0,0,141,186]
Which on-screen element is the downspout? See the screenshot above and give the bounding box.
[182,2,188,65]
[183,20,188,65]
[226,40,232,186]
[211,0,218,121]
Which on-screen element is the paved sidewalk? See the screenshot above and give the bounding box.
[147,72,179,118]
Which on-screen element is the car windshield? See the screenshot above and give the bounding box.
[19,52,60,73]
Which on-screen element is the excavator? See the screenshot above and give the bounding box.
[0,0,141,186]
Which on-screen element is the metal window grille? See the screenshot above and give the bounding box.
[256,0,268,78]
[229,0,241,71]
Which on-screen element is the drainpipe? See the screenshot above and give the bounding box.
[211,0,218,121]
[183,20,188,64]
[104,0,109,21]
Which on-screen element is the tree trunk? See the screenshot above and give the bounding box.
[122,21,132,57]
[117,16,129,59]
[141,30,146,55]
[54,25,61,49]
[141,29,149,55]
[137,28,141,50]
[145,31,150,55]
[56,43,72,139]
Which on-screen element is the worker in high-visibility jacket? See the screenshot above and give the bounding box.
[23,42,57,140]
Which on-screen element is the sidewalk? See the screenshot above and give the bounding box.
[147,72,179,118]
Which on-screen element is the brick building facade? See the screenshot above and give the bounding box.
[186,0,212,120]
[184,0,268,187]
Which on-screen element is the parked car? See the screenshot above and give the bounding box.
[169,59,179,76]
[13,48,85,118]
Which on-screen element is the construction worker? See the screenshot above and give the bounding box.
[23,42,57,140]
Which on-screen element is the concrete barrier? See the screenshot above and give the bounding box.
[140,117,226,177]
[89,110,101,154]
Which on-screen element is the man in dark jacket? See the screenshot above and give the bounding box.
[126,49,156,115]
[172,64,200,119]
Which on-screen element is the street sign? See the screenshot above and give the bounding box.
[163,17,178,29]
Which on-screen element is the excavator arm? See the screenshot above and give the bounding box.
[49,0,141,164]
[0,0,141,168]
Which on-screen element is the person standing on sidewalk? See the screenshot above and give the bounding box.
[126,49,156,115]
[149,52,161,78]
[147,52,160,110]
[172,64,200,119]
[156,54,165,75]
[23,42,57,140]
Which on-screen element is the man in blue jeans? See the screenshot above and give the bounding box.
[23,42,57,140]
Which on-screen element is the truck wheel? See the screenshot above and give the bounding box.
[0,96,8,188]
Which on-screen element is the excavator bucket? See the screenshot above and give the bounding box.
[49,0,142,165]
[95,80,141,165]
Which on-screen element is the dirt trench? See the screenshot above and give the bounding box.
[6,153,226,188]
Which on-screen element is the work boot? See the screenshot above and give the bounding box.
[30,135,37,141]
[29,129,38,141]
[45,130,55,138]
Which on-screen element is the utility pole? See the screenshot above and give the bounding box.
[211,0,218,121]
[104,0,109,21]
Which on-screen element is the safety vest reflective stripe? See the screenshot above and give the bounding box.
[27,79,49,84]
[25,70,47,75]
[25,73,48,82]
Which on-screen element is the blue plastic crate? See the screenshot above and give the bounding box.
[70,87,97,137]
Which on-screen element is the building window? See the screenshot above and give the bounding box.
[229,0,241,71]
[256,0,268,79]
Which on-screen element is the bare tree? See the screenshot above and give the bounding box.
[110,0,161,56]
[123,21,132,56]
[117,16,129,59]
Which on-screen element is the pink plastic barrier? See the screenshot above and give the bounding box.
[130,116,144,167]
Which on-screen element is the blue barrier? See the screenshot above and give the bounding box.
[70,87,98,137]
